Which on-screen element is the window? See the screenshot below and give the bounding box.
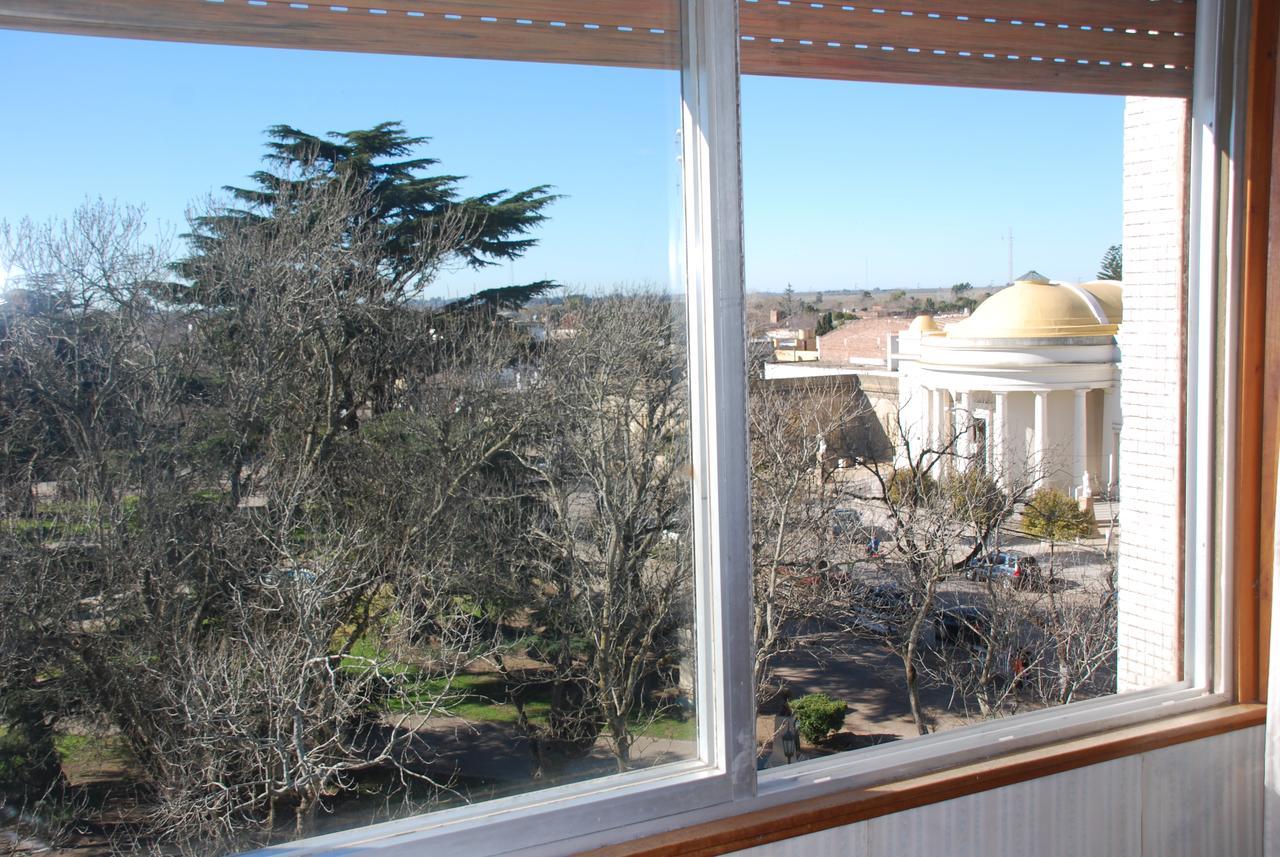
[0,1,1260,854]
[0,7,710,852]
[743,56,1186,760]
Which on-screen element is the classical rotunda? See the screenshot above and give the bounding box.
[893,271,1122,497]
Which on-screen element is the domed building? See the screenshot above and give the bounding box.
[893,271,1122,496]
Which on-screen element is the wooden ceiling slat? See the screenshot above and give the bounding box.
[741,0,1196,37]
[0,0,1195,97]
[395,1,679,32]
[740,3,1194,69]
[0,0,679,68]
[740,38,1193,97]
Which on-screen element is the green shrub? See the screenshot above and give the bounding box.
[887,468,937,507]
[0,705,62,799]
[943,469,1009,533]
[1022,487,1094,541]
[790,693,847,743]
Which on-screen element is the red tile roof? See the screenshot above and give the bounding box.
[816,317,908,363]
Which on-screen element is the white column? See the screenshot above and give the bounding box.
[993,391,1007,486]
[916,386,930,458]
[1073,388,1089,496]
[1033,390,1049,484]
[930,387,943,451]
[957,391,972,470]
[1101,386,1117,493]
[942,390,956,475]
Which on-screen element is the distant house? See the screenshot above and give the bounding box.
[547,310,580,340]
[763,326,817,362]
[761,309,820,362]
[816,316,913,366]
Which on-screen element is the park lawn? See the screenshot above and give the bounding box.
[449,698,553,724]
[409,673,550,723]
[53,732,134,783]
[631,714,696,742]
[410,670,695,740]
[354,653,693,740]
[4,517,96,538]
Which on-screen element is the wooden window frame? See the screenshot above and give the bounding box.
[0,1,1271,854]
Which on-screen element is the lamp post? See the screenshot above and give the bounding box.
[780,716,799,764]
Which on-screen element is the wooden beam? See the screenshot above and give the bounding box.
[1,0,1194,97]
[740,39,1192,97]
[741,0,1197,36]
[0,0,680,69]
[739,3,1195,68]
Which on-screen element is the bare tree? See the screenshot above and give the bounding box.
[747,376,869,701]
[912,467,1031,720]
[516,292,693,772]
[864,448,1114,726]
[1032,548,1118,707]
[845,407,1034,735]
[921,554,1117,721]
[0,187,541,851]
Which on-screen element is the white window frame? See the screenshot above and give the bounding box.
[231,0,1245,851]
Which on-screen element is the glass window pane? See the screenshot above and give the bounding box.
[0,19,696,851]
[741,71,1188,763]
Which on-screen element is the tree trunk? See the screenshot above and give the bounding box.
[612,716,631,772]
[903,654,929,736]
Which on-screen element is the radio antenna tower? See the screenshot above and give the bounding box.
[1007,227,1014,284]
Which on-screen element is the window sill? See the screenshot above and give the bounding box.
[589,703,1265,857]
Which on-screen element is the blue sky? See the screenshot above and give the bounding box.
[0,29,1122,295]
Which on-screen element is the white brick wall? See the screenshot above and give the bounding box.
[1116,96,1188,691]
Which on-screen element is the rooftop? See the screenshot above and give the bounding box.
[943,275,1123,340]
[817,316,913,363]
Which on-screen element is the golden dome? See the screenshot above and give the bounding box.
[906,314,942,335]
[1078,279,1123,324]
[945,273,1121,339]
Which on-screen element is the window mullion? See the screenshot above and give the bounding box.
[681,0,757,799]
[1187,0,1247,695]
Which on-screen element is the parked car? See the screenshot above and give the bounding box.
[779,559,857,592]
[259,565,320,588]
[845,581,913,636]
[775,562,823,589]
[819,560,854,591]
[932,605,991,648]
[830,508,865,539]
[962,550,1043,589]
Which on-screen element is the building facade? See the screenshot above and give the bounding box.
[892,273,1123,498]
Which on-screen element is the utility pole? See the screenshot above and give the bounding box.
[1007,227,1014,284]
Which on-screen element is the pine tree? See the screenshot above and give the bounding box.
[778,283,797,320]
[178,121,558,309]
[1097,244,1123,281]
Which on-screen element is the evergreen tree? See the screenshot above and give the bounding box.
[179,121,558,309]
[1023,487,1094,541]
[778,283,797,320]
[1097,244,1123,281]
[815,311,834,337]
[173,123,560,464]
